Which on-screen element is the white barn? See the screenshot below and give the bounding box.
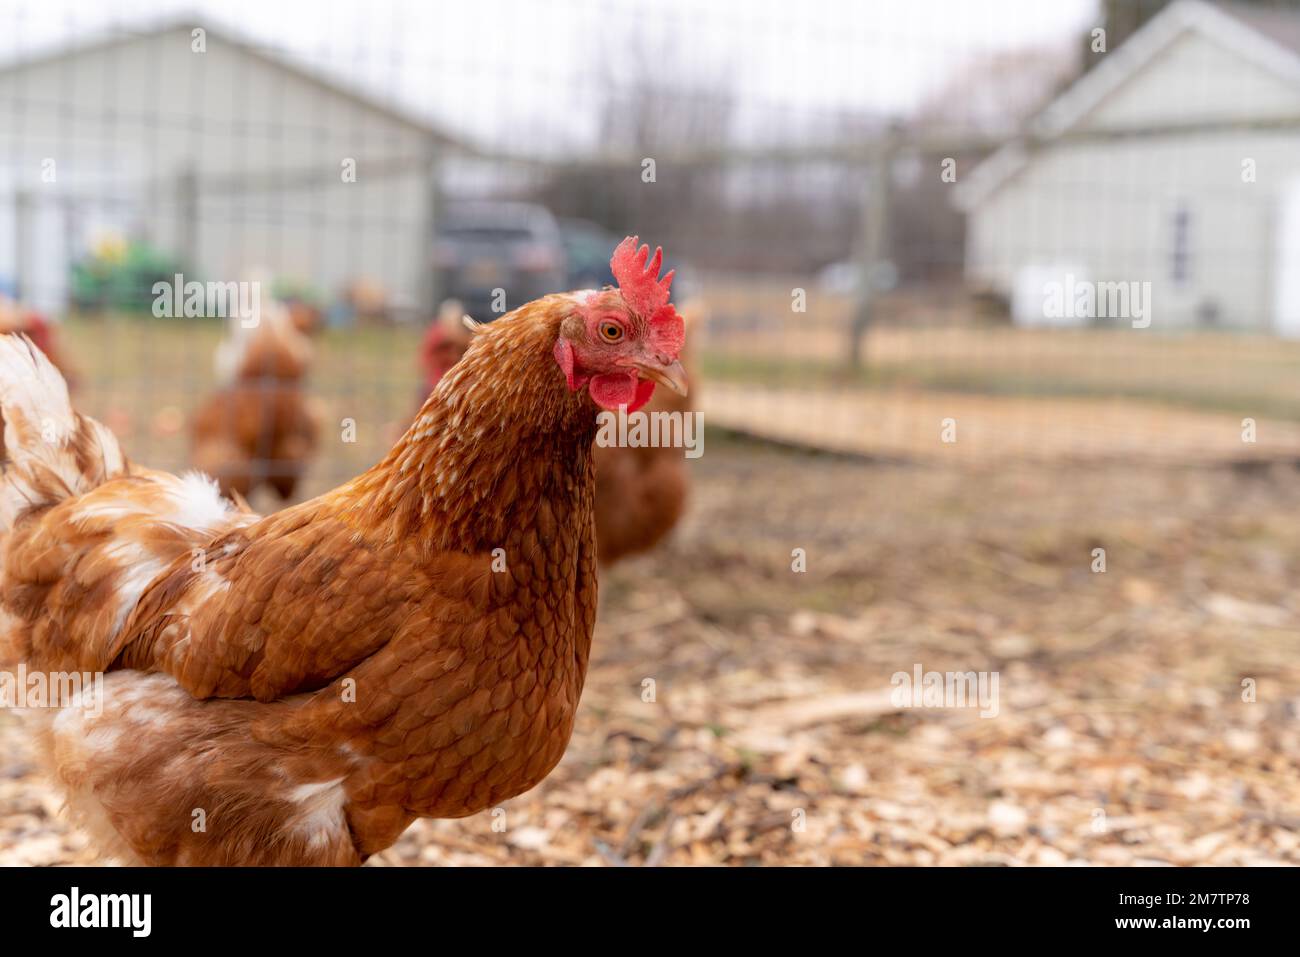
[0,17,456,316]
[957,0,1300,335]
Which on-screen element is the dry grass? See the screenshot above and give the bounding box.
[59,309,1300,483]
[702,384,1300,465]
[697,282,1300,422]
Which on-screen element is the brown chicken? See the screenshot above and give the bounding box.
[191,303,320,501]
[0,236,686,865]
[592,302,702,565]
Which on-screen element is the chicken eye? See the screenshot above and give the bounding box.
[598,321,624,343]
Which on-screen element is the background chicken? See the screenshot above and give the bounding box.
[192,302,320,502]
[592,300,703,565]
[417,298,472,409]
[283,298,325,337]
[0,294,75,388]
[0,236,686,865]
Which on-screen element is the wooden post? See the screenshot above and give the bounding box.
[849,130,897,371]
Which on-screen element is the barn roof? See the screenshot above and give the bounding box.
[955,0,1300,211]
[0,13,462,148]
[1217,2,1300,59]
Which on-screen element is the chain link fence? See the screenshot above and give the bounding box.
[1,0,1299,497]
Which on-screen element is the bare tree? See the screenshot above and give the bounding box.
[534,21,737,265]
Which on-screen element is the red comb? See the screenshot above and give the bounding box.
[647,303,684,356]
[611,236,675,317]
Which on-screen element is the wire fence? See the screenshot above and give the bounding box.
[3,0,1300,504]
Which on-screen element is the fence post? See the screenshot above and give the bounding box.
[423,146,442,315]
[175,167,198,272]
[14,188,30,301]
[848,129,897,370]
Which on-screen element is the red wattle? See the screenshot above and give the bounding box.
[590,371,656,411]
[628,377,657,412]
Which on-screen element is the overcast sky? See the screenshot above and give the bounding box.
[0,0,1100,149]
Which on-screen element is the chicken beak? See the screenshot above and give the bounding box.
[633,358,688,397]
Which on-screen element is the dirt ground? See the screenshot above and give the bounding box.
[3,430,1298,866]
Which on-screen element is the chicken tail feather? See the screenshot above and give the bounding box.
[0,332,126,528]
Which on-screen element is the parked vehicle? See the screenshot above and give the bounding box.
[558,218,619,290]
[432,202,566,322]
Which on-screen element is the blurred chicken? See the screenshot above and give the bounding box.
[0,294,75,387]
[0,235,686,865]
[192,302,319,501]
[592,301,703,565]
[284,298,324,337]
[344,277,389,325]
[418,298,473,401]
